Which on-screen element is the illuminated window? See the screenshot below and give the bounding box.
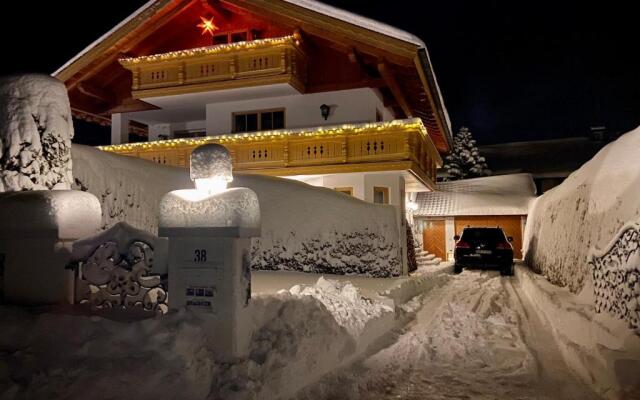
[373,187,389,204]
[334,187,353,196]
[233,109,285,133]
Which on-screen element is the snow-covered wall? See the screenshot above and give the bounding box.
[523,127,640,327]
[0,75,74,191]
[72,145,402,277]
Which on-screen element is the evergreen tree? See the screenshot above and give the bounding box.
[441,127,491,181]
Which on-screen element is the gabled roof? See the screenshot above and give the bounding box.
[53,0,452,151]
[415,174,537,217]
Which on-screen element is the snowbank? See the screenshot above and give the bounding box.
[523,126,640,305]
[72,145,402,277]
[517,265,640,399]
[0,277,397,400]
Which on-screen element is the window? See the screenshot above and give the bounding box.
[376,109,383,122]
[373,187,389,204]
[233,109,285,133]
[212,29,259,45]
[334,187,353,196]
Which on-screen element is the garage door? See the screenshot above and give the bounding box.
[422,219,447,260]
[454,216,524,259]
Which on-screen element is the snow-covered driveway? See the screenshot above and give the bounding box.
[298,266,599,399]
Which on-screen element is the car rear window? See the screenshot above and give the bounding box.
[461,228,506,243]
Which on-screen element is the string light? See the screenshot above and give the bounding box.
[119,35,297,66]
[99,118,434,153]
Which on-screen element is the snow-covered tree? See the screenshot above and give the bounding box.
[441,127,491,181]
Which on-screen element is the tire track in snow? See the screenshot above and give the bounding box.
[296,268,600,400]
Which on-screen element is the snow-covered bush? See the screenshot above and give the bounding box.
[441,127,490,181]
[524,126,640,328]
[72,145,401,277]
[0,74,74,191]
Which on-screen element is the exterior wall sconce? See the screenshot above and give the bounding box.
[320,104,331,120]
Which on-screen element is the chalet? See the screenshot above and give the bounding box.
[54,0,451,204]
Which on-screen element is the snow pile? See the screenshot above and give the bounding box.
[415,173,536,216]
[0,74,74,192]
[189,143,233,182]
[0,276,401,400]
[524,126,640,297]
[72,145,401,277]
[160,187,260,232]
[288,277,393,337]
[517,265,640,399]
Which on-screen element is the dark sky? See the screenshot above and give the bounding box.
[1,0,638,145]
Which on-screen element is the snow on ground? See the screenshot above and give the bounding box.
[296,265,600,400]
[0,276,400,400]
[72,145,402,277]
[518,265,640,399]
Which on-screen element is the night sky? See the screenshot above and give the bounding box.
[1,1,637,145]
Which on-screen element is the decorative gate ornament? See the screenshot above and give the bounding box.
[589,222,640,329]
[70,222,168,315]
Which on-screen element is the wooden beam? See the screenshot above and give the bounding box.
[378,60,413,118]
[61,0,192,90]
[348,48,378,79]
[77,82,114,104]
[306,78,384,93]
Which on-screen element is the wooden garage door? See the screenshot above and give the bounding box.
[454,216,524,259]
[423,219,446,260]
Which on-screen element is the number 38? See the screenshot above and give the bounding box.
[194,249,207,263]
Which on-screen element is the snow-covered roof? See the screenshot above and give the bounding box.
[415,174,536,217]
[54,0,425,78]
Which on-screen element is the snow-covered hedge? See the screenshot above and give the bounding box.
[72,145,402,277]
[523,126,640,327]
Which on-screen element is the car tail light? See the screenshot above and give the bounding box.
[496,242,511,250]
[456,241,471,249]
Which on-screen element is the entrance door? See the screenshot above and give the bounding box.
[423,219,446,260]
[454,216,524,259]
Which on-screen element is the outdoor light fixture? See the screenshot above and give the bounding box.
[191,143,233,196]
[406,200,418,212]
[320,104,331,120]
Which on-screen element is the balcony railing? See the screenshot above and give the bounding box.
[99,119,443,189]
[119,34,307,98]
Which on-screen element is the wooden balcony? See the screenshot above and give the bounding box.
[119,34,307,98]
[99,119,443,190]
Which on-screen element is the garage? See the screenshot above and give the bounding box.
[413,174,536,261]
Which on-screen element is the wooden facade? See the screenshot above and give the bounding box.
[120,34,307,98]
[100,119,442,189]
[53,0,452,152]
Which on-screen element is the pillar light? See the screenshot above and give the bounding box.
[191,143,233,196]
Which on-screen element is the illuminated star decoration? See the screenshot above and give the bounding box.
[197,16,219,36]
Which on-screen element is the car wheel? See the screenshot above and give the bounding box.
[500,264,513,276]
[454,264,463,274]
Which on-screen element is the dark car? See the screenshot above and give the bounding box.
[453,227,514,275]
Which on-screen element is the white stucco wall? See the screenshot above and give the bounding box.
[205,88,393,135]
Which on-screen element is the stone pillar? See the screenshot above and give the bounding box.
[159,143,260,360]
[111,113,130,145]
[0,191,102,304]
